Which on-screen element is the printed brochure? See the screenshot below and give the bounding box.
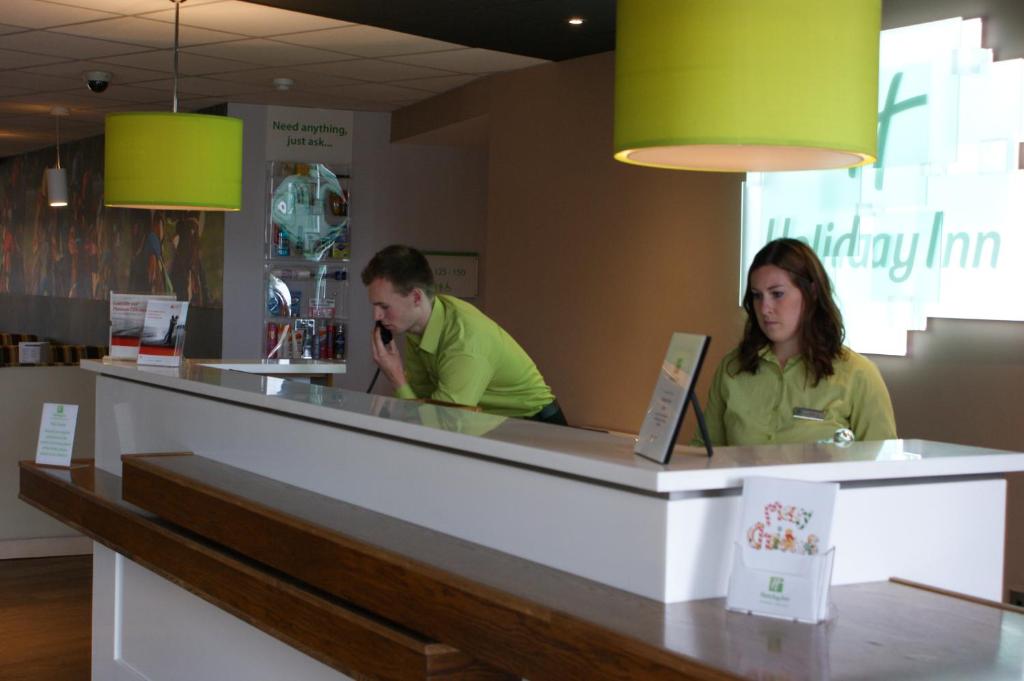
[137,300,189,367]
[109,293,176,359]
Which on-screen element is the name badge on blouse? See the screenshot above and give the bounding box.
[793,407,826,421]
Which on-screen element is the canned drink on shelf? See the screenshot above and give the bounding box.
[326,323,336,360]
[295,318,315,359]
[318,321,328,359]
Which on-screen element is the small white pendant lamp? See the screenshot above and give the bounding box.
[47,106,69,208]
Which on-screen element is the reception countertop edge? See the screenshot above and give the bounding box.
[80,359,1024,495]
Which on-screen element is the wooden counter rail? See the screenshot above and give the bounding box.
[120,452,742,681]
[17,460,514,681]
[114,453,1024,681]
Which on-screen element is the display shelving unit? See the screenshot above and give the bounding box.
[263,161,350,361]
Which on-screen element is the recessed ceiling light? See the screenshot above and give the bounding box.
[568,16,584,26]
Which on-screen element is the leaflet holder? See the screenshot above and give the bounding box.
[725,542,836,624]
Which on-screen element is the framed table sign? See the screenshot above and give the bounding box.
[635,332,711,464]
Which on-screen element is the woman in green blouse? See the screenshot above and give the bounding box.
[700,238,897,446]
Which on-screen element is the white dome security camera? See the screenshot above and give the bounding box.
[83,71,113,93]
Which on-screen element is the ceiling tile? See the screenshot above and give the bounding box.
[0,30,151,59]
[83,102,163,119]
[393,73,480,94]
[0,70,80,93]
[0,84,34,98]
[0,1,556,158]
[0,90,129,115]
[140,75,262,97]
[0,114,97,134]
[88,83,173,104]
[0,47,68,69]
[308,95,388,111]
[0,0,118,29]
[227,91,335,107]
[183,38,343,67]
[100,49,256,75]
[229,90,380,112]
[296,58,455,83]
[141,1,349,37]
[209,66,360,89]
[273,24,462,58]
[43,0,226,14]
[24,60,168,85]
[51,16,245,48]
[331,82,424,104]
[388,48,547,74]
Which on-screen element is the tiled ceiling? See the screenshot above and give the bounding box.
[0,0,551,158]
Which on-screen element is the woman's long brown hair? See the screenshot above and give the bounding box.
[734,238,845,385]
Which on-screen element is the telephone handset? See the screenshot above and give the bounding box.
[368,321,394,393]
[376,320,393,346]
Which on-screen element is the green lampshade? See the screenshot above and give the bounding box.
[105,112,243,210]
[614,0,881,172]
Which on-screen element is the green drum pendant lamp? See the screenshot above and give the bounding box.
[613,0,881,172]
[105,112,241,209]
[104,0,242,210]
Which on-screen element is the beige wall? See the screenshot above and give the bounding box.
[482,53,745,436]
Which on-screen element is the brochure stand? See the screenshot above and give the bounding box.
[726,542,836,624]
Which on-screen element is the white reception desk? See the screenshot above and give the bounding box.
[78,359,1024,680]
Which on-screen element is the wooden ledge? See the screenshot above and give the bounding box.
[119,452,736,681]
[18,460,512,681]
[116,453,1024,681]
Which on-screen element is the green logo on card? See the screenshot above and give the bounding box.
[768,576,784,593]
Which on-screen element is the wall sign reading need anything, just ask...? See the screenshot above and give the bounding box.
[266,106,353,164]
[742,17,1024,355]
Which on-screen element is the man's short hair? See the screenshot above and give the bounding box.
[361,244,435,297]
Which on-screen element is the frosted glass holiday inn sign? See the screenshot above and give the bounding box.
[742,17,1024,354]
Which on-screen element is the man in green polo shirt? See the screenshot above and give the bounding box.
[362,245,566,424]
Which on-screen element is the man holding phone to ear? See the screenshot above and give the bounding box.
[363,244,567,425]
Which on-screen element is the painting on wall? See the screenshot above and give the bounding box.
[0,134,223,307]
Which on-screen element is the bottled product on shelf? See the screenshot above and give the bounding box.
[265,320,346,361]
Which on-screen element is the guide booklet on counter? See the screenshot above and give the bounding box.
[137,300,189,367]
[109,293,176,359]
[726,477,839,623]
